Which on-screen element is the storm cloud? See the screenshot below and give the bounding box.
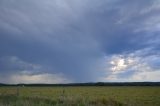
[0,0,160,83]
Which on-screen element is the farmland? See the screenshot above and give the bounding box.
[0,86,160,106]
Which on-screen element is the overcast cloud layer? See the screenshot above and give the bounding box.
[0,0,160,84]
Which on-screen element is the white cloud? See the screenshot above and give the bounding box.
[101,70,160,82]
[100,49,160,82]
[131,71,160,82]
[109,55,136,74]
[0,72,71,84]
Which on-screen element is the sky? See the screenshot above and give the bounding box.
[0,0,160,84]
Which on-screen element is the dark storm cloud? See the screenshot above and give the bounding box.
[0,0,160,83]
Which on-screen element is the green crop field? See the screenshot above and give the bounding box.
[0,86,160,106]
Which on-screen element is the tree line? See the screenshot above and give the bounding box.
[0,82,160,87]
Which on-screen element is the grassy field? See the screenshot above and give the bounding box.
[0,86,160,106]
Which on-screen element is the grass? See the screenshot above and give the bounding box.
[0,86,160,106]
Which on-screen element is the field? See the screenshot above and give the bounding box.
[0,86,160,106]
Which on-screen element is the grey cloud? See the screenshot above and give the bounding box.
[0,0,160,83]
[0,56,72,84]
